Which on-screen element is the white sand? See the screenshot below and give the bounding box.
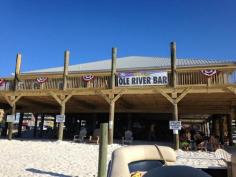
[0,140,229,177]
[0,140,121,177]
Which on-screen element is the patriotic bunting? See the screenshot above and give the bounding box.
[82,75,94,82]
[201,70,217,77]
[36,77,48,83]
[0,79,5,86]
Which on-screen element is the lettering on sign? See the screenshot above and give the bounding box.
[118,71,168,86]
[56,115,65,123]
[169,121,181,130]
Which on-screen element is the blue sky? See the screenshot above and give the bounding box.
[0,0,236,76]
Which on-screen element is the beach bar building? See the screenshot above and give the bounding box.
[0,42,236,149]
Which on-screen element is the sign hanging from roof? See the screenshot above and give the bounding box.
[201,70,217,77]
[118,71,168,87]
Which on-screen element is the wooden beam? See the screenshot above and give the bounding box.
[49,92,62,105]
[156,89,174,104]
[12,94,22,105]
[3,96,13,107]
[175,87,191,103]
[62,94,73,104]
[227,86,236,95]
[112,90,126,103]
[96,90,111,104]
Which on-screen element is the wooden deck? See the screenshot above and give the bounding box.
[1,69,236,114]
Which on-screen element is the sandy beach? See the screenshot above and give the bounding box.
[0,139,229,177]
[0,140,121,177]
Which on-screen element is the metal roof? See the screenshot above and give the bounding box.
[24,56,236,74]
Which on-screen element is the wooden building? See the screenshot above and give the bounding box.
[0,43,236,149]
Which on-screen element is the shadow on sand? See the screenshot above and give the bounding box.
[25,168,75,177]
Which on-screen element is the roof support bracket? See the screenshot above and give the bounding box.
[2,94,22,107]
[154,87,191,105]
[49,91,72,105]
[96,90,125,104]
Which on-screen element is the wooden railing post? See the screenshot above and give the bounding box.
[63,50,70,90]
[108,47,117,145]
[98,123,108,177]
[14,53,22,91]
[171,42,179,150]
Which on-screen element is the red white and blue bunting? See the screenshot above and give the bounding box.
[36,77,48,84]
[201,70,217,77]
[0,79,5,86]
[82,75,94,82]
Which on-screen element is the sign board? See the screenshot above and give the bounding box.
[169,121,181,130]
[7,115,15,123]
[56,115,65,123]
[118,71,168,87]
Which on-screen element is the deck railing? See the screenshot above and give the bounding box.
[0,70,235,91]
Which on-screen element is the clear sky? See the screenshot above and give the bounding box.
[0,0,236,76]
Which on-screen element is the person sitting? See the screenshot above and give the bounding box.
[122,130,133,145]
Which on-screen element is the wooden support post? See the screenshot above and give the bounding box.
[56,50,69,140]
[63,50,70,90]
[173,103,179,150]
[39,113,45,138]
[108,47,117,145]
[109,99,115,145]
[33,114,38,138]
[17,113,24,138]
[8,104,16,140]
[7,53,22,139]
[53,114,57,138]
[98,123,108,177]
[228,109,234,146]
[2,112,8,136]
[58,102,65,140]
[14,53,22,91]
[171,41,179,150]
